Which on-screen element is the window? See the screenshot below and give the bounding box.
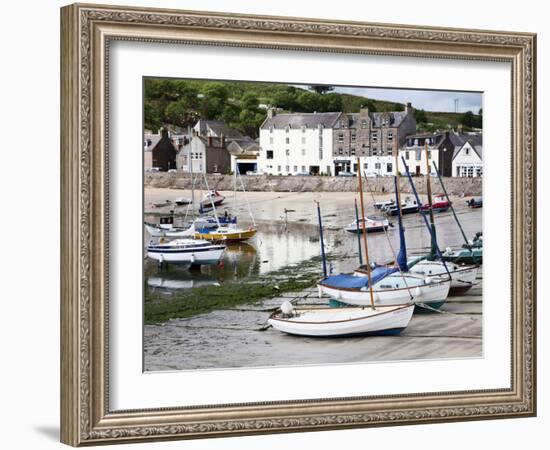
[428,150,432,159]
[269,126,274,133]
[350,148,356,156]
[293,165,298,172]
[340,120,346,128]
[326,166,331,175]
[338,148,343,155]
[301,137,306,144]
[302,165,306,172]
[285,165,290,172]
[476,166,483,177]
[372,132,378,142]
[301,148,306,156]
[277,165,282,172]
[285,149,290,156]
[465,148,470,156]
[351,133,356,142]
[361,120,367,129]
[387,163,393,173]
[285,137,290,144]
[269,137,273,144]
[406,151,410,160]
[266,150,274,159]
[387,146,393,156]
[338,133,344,143]
[363,163,368,169]
[319,148,323,160]
[415,150,421,161]
[372,147,378,156]
[301,126,306,132]
[285,126,290,133]
[375,163,381,169]
[387,131,393,141]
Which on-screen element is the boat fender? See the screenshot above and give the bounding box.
[445,247,452,255]
[317,286,322,299]
[190,254,195,263]
[281,301,294,317]
[424,276,432,284]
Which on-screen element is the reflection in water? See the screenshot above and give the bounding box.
[144,208,482,293]
[144,221,326,292]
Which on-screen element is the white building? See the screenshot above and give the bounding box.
[257,110,340,175]
[451,136,483,177]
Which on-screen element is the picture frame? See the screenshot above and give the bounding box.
[60,2,536,446]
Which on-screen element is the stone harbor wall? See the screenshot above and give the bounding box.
[144,173,482,196]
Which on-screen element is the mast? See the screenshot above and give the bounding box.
[203,174,221,228]
[316,201,328,279]
[432,161,472,252]
[354,198,363,265]
[424,142,437,259]
[402,157,452,279]
[188,140,195,218]
[357,157,375,309]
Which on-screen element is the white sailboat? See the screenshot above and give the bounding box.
[146,238,226,266]
[268,302,414,337]
[270,166,415,338]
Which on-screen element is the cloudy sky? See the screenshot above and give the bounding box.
[331,86,482,113]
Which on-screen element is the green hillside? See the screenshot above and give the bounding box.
[144,78,481,137]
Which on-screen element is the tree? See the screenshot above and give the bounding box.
[309,85,334,95]
[297,91,322,112]
[460,110,476,128]
[414,108,428,123]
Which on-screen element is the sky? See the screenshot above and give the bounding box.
[331,86,482,114]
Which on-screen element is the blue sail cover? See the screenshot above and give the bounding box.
[394,176,408,272]
[321,266,397,289]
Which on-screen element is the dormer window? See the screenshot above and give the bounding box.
[285,126,290,133]
[301,125,306,132]
[269,126,274,133]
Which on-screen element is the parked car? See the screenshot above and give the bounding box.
[167,169,177,174]
[146,167,160,173]
[338,171,355,177]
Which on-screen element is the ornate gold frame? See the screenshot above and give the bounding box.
[60,3,536,446]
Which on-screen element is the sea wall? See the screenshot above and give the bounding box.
[144,173,482,196]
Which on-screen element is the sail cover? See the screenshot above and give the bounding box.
[394,176,408,271]
[321,266,397,289]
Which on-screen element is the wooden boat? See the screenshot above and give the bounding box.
[420,194,450,214]
[344,215,391,234]
[385,196,419,215]
[467,197,483,208]
[194,225,257,243]
[268,302,415,337]
[147,238,226,266]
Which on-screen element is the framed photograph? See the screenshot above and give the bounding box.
[60,3,536,446]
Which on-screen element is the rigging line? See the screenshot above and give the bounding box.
[362,172,414,300]
[236,165,256,227]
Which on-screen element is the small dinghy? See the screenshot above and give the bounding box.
[147,238,226,266]
[152,200,172,208]
[385,196,419,215]
[466,197,483,208]
[420,194,450,214]
[345,215,390,234]
[268,301,415,337]
[144,222,194,238]
[175,197,192,206]
[374,199,395,210]
[199,190,225,209]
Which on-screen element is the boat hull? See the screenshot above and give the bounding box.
[147,245,225,265]
[408,260,478,294]
[268,304,414,337]
[195,228,257,243]
[319,276,450,308]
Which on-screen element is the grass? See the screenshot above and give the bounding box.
[144,254,331,324]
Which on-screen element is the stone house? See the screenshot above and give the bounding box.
[143,128,177,171]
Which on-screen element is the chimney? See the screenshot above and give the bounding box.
[207,136,213,147]
[457,124,464,135]
[161,127,169,139]
[220,133,226,147]
[267,107,276,119]
[405,102,413,114]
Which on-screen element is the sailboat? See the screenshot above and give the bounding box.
[402,147,478,294]
[318,158,450,310]
[268,200,415,338]
[193,170,257,243]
